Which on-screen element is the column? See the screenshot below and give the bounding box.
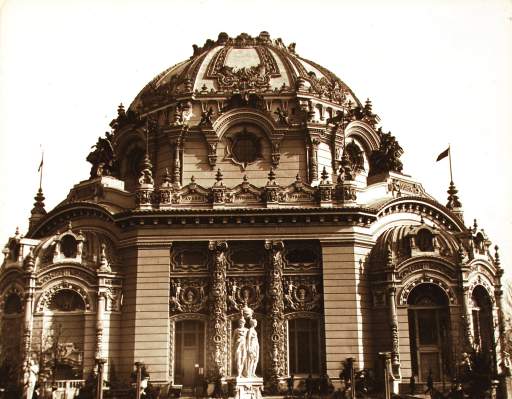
[95,290,106,360]
[22,251,36,399]
[388,287,400,373]
[208,241,228,378]
[461,286,474,349]
[309,138,319,182]
[265,240,286,393]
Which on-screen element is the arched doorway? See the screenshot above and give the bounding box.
[471,286,494,360]
[174,319,205,388]
[407,283,451,383]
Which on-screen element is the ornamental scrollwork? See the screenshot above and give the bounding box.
[398,276,456,306]
[35,281,92,313]
[105,286,122,312]
[170,278,208,313]
[226,277,264,312]
[283,276,322,312]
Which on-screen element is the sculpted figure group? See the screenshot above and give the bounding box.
[233,307,260,379]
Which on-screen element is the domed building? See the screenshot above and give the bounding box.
[0,32,507,396]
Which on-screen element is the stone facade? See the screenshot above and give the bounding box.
[0,32,507,396]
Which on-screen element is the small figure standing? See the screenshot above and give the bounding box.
[287,374,294,395]
[245,319,259,378]
[25,356,39,399]
[305,374,314,399]
[424,369,434,395]
[409,374,416,394]
[232,318,248,378]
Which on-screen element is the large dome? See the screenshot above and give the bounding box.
[130,31,361,112]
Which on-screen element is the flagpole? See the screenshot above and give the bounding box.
[39,149,44,190]
[448,144,453,183]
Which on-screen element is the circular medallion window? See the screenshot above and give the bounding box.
[225,127,263,170]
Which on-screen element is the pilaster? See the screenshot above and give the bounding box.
[207,241,228,378]
[320,238,373,380]
[121,242,171,382]
[264,240,286,393]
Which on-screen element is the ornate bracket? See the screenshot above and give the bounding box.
[199,125,219,169]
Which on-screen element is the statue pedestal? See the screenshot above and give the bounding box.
[234,377,263,399]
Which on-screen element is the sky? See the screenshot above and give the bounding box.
[0,0,511,280]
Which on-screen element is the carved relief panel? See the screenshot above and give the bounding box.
[170,278,208,314]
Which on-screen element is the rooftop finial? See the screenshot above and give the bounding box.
[267,167,276,184]
[320,167,329,183]
[446,181,462,210]
[494,245,500,266]
[117,103,125,117]
[138,152,154,186]
[364,98,373,114]
[214,169,224,187]
[29,187,47,231]
[163,168,172,184]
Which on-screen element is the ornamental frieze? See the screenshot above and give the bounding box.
[38,267,96,286]
[169,278,208,314]
[396,261,456,280]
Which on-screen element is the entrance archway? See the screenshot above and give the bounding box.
[407,283,451,383]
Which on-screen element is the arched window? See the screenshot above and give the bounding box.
[121,145,145,191]
[471,286,493,354]
[407,284,451,383]
[416,229,434,252]
[288,318,320,375]
[48,290,86,312]
[61,235,77,258]
[4,293,22,314]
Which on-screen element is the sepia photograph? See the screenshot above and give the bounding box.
[0,0,511,398]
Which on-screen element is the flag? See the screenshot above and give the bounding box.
[38,152,44,171]
[436,147,450,162]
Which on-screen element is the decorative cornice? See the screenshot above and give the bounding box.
[376,196,467,232]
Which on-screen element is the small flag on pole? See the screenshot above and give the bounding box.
[436,147,450,162]
[38,153,44,171]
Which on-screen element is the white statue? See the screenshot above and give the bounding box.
[25,357,39,399]
[232,318,248,378]
[245,318,259,378]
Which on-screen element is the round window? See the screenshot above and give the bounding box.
[226,127,262,169]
